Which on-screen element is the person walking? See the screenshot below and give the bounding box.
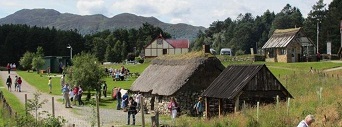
[168,97,179,119]
[73,85,79,106]
[60,75,65,88]
[6,75,12,92]
[127,97,137,125]
[122,92,129,109]
[194,97,204,118]
[135,92,142,112]
[48,77,52,93]
[17,77,22,92]
[297,114,315,127]
[102,82,107,98]
[78,86,84,106]
[6,63,11,74]
[116,88,122,110]
[14,76,18,92]
[62,84,72,108]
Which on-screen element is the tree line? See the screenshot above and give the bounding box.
[0,23,171,67]
[191,0,342,55]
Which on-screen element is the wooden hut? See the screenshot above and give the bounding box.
[201,64,293,118]
[130,52,225,114]
[262,27,316,62]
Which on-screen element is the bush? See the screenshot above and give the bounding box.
[135,57,144,63]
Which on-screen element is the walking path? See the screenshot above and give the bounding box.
[0,71,153,127]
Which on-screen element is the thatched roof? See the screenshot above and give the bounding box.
[130,52,225,96]
[262,28,301,48]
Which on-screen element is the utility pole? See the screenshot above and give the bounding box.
[317,20,320,53]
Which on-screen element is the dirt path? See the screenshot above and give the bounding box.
[1,71,91,126]
[1,71,153,127]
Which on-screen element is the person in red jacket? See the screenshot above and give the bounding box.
[7,63,11,74]
[17,77,22,92]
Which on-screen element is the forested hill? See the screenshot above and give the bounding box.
[0,9,205,40]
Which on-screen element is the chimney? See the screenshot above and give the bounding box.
[203,45,210,53]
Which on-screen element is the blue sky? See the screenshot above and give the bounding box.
[0,0,333,28]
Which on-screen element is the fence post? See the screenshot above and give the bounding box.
[256,102,259,122]
[25,94,28,116]
[96,94,100,127]
[52,97,55,117]
[287,98,290,116]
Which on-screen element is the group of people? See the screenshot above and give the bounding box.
[6,63,16,74]
[6,75,22,92]
[114,89,143,125]
[59,74,84,108]
[105,66,130,81]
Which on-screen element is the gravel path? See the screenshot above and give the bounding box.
[1,71,154,127]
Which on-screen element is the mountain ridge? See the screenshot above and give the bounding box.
[0,9,206,40]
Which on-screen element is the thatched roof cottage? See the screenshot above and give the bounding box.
[130,52,225,114]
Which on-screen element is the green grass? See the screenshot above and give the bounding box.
[14,57,342,126]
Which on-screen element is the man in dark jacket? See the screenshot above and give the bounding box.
[127,97,137,125]
[116,88,122,110]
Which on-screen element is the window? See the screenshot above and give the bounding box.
[163,49,167,54]
[157,39,163,45]
[280,48,286,55]
[267,49,275,58]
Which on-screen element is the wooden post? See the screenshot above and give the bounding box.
[276,95,279,108]
[234,96,239,113]
[205,97,208,119]
[278,74,280,79]
[25,94,27,116]
[141,97,145,127]
[218,99,221,117]
[52,97,55,117]
[96,94,100,127]
[287,98,290,116]
[256,102,259,122]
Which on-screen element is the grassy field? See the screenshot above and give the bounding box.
[15,58,342,126]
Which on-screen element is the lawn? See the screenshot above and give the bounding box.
[16,62,150,109]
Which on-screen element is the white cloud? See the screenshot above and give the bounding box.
[76,0,107,15]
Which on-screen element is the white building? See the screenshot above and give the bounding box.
[144,35,189,57]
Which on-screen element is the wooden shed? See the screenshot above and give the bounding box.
[201,64,293,118]
[130,52,225,114]
[262,27,316,63]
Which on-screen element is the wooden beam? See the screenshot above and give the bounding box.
[218,99,222,117]
[205,97,209,119]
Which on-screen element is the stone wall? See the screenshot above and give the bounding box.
[141,91,203,115]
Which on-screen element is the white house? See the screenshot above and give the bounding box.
[144,35,189,57]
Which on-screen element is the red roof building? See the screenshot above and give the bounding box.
[144,35,189,57]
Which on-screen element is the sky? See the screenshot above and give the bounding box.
[0,0,333,28]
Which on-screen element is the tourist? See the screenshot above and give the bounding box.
[168,97,179,119]
[194,97,204,118]
[73,85,79,106]
[102,81,107,98]
[14,76,18,92]
[122,92,129,109]
[127,97,137,125]
[78,86,84,106]
[47,66,51,76]
[6,75,12,92]
[48,77,52,93]
[297,114,315,127]
[135,92,143,112]
[116,88,122,110]
[17,77,22,92]
[6,63,11,74]
[60,74,65,88]
[62,84,72,108]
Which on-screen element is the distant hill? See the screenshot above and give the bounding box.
[0,9,206,40]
